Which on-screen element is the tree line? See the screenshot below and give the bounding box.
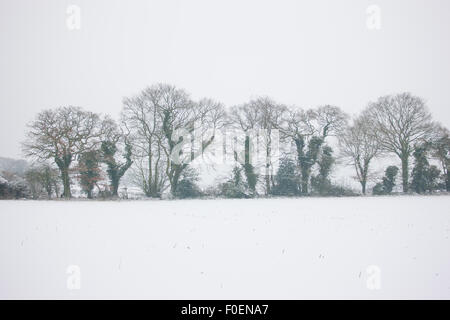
[1,84,448,200]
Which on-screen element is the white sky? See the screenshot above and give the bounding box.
[1,0,450,159]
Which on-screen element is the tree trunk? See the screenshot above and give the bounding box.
[111,180,119,197]
[55,154,72,198]
[54,182,60,198]
[265,136,272,195]
[170,166,183,196]
[61,167,71,198]
[244,163,257,194]
[170,179,178,195]
[294,137,306,195]
[265,166,271,195]
[301,168,309,195]
[361,162,369,195]
[241,135,256,196]
[401,154,409,193]
[46,188,52,199]
[446,170,450,192]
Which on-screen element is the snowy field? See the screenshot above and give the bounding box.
[1,196,450,299]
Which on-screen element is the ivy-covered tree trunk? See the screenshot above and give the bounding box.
[294,137,305,194]
[361,163,369,195]
[265,172,271,195]
[61,167,71,198]
[361,181,366,195]
[243,136,257,195]
[78,151,101,199]
[170,163,188,196]
[300,164,310,195]
[55,153,72,198]
[111,177,120,197]
[294,136,323,195]
[264,135,272,195]
[101,141,133,197]
[360,161,369,195]
[170,167,182,195]
[401,153,409,193]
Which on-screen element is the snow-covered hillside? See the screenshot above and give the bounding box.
[1,196,449,299]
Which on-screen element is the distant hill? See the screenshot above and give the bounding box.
[0,157,29,176]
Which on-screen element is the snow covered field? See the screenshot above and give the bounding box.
[1,196,450,299]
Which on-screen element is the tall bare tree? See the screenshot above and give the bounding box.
[157,87,224,195]
[228,103,259,195]
[339,114,380,194]
[122,84,224,197]
[121,89,167,197]
[228,97,286,195]
[22,106,103,198]
[364,93,435,192]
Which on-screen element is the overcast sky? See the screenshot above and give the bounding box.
[1,0,450,159]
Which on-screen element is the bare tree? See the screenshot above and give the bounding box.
[228,97,287,195]
[24,167,44,199]
[99,117,133,197]
[279,105,348,194]
[339,114,380,194]
[122,84,224,197]
[364,93,435,192]
[255,98,287,195]
[315,105,348,138]
[121,89,167,197]
[157,86,224,196]
[228,101,261,195]
[22,106,103,198]
[25,164,60,199]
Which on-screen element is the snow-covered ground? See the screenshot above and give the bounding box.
[1,196,450,299]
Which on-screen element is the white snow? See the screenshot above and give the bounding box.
[1,196,450,299]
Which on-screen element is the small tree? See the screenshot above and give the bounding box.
[426,166,442,192]
[339,114,380,194]
[24,168,44,199]
[365,93,435,192]
[40,164,60,198]
[77,151,102,199]
[373,166,399,195]
[271,157,299,196]
[174,168,202,199]
[382,166,400,194]
[24,164,59,199]
[0,174,29,199]
[23,107,103,198]
[411,144,441,194]
[219,166,249,198]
